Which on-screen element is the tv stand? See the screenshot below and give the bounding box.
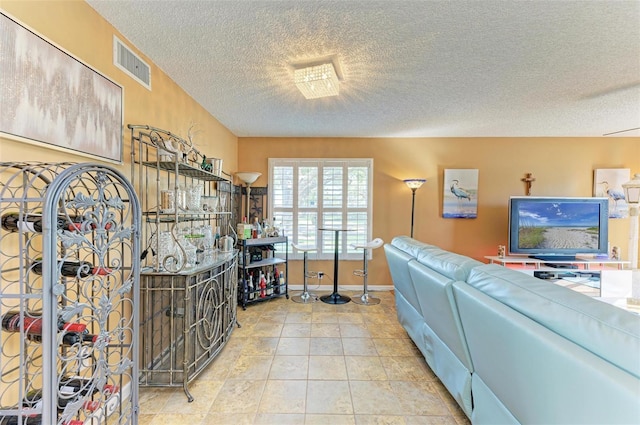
[485,255,628,270]
[484,255,632,299]
[530,255,579,262]
[544,263,578,269]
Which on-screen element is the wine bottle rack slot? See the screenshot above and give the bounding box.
[0,162,140,425]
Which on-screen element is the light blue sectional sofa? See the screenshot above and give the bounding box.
[385,236,640,424]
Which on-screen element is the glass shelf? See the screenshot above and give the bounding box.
[142,161,229,182]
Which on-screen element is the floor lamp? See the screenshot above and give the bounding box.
[235,172,261,220]
[622,173,640,272]
[404,179,426,238]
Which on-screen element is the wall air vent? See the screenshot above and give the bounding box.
[113,36,151,90]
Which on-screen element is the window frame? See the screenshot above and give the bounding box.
[268,158,373,261]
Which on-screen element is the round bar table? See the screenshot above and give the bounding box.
[318,227,352,304]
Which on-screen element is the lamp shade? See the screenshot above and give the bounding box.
[622,173,640,205]
[235,172,261,185]
[404,179,426,190]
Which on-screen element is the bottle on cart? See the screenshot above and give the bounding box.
[241,277,249,302]
[259,272,267,298]
[273,267,280,295]
[266,271,273,296]
[32,259,111,277]
[248,272,255,300]
[252,217,262,238]
[2,311,86,336]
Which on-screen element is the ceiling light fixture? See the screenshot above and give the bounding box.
[294,63,340,99]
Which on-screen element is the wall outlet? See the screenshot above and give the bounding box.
[317,272,324,279]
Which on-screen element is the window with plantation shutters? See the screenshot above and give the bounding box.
[269,158,373,260]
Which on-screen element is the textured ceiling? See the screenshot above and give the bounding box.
[86,0,640,138]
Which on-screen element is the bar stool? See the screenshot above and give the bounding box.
[351,238,384,305]
[291,242,319,303]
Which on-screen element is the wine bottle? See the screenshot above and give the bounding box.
[1,212,111,233]
[265,271,272,296]
[0,413,42,425]
[0,417,82,425]
[241,277,249,302]
[22,387,101,411]
[248,272,255,300]
[32,260,111,277]
[1,212,67,233]
[57,376,118,400]
[253,217,262,238]
[1,311,86,336]
[82,400,100,412]
[102,383,119,397]
[259,272,267,298]
[58,377,98,398]
[273,267,280,295]
[28,331,98,346]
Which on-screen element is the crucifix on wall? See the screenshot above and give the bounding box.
[521,173,536,196]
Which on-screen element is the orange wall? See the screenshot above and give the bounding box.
[239,137,640,287]
[0,1,237,178]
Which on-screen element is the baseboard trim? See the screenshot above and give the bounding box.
[287,284,393,291]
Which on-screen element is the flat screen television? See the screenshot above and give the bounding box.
[508,196,609,261]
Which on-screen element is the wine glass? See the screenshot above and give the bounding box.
[219,193,227,212]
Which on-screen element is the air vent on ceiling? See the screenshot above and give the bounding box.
[113,36,151,90]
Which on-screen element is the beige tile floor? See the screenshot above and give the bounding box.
[138,290,471,425]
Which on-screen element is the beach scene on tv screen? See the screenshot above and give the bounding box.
[518,202,600,249]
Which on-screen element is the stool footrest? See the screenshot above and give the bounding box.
[353,270,366,277]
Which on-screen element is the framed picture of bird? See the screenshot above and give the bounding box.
[443,169,479,218]
[594,168,630,219]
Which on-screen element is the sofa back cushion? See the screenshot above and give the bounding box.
[408,260,473,369]
[384,244,423,315]
[466,264,640,379]
[454,281,640,424]
[390,235,439,258]
[416,249,483,282]
[386,236,440,315]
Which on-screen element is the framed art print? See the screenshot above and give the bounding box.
[443,169,478,218]
[593,168,630,218]
[0,12,123,163]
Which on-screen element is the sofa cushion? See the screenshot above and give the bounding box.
[454,281,640,424]
[390,235,439,259]
[408,260,473,370]
[466,264,640,379]
[385,244,424,315]
[416,249,483,282]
